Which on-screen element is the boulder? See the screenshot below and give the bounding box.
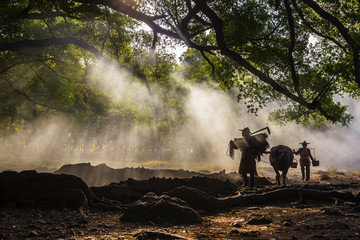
[133,230,185,239]
[164,186,222,211]
[0,170,98,209]
[121,192,202,224]
[91,176,239,202]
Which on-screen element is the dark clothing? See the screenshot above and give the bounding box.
[241,172,254,187]
[294,148,314,166]
[235,133,269,187]
[301,165,310,181]
[294,147,314,180]
[239,146,258,175]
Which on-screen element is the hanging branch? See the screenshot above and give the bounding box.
[152,30,158,50]
[40,61,73,83]
[284,0,302,97]
[0,58,57,75]
[200,50,215,80]
[101,6,111,53]
[300,0,360,87]
[291,0,347,53]
[0,77,63,112]
[0,37,153,95]
[43,19,56,38]
[25,62,46,85]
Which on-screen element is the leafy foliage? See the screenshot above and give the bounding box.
[1,0,360,150]
[0,0,189,151]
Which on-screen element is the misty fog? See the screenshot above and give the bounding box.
[1,60,359,173]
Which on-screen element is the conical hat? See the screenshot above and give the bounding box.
[239,127,251,134]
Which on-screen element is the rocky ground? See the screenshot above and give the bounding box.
[1,167,360,240]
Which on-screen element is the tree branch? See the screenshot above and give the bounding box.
[284,0,301,97]
[0,58,57,75]
[300,0,356,48]
[300,0,360,87]
[152,30,158,50]
[0,38,153,94]
[40,61,73,83]
[200,50,215,80]
[101,7,111,53]
[291,0,347,53]
[0,110,29,122]
[43,19,56,38]
[0,77,62,112]
[192,0,307,105]
[75,0,180,40]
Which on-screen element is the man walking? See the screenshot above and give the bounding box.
[293,141,314,181]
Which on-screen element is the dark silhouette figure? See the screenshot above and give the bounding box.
[231,127,269,188]
[293,141,314,181]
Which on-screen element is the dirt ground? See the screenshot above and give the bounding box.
[1,167,360,240]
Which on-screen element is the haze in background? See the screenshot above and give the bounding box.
[1,61,359,173]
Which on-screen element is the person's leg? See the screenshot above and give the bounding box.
[249,172,255,188]
[241,173,249,186]
[301,165,305,180]
[306,165,310,181]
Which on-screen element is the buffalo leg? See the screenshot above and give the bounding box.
[274,168,281,186]
[282,169,288,187]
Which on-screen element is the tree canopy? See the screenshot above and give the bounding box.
[1,0,360,140]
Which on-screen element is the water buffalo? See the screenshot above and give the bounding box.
[269,145,294,186]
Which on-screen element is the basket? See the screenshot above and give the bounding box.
[312,160,320,167]
[291,159,298,168]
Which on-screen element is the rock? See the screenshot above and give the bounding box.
[229,229,241,235]
[246,216,272,225]
[38,219,46,224]
[91,176,239,202]
[352,205,360,212]
[281,219,293,226]
[97,223,113,228]
[233,221,246,228]
[330,221,350,229]
[0,170,99,209]
[121,192,202,224]
[78,218,88,224]
[240,231,259,238]
[354,192,360,202]
[28,224,43,231]
[310,234,330,239]
[28,230,39,237]
[13,225,23,232]
[195,232,209,239]
[164,186,222,211]
[133,230,185,239]
[322,208,343,216]
[318,174,330,181]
